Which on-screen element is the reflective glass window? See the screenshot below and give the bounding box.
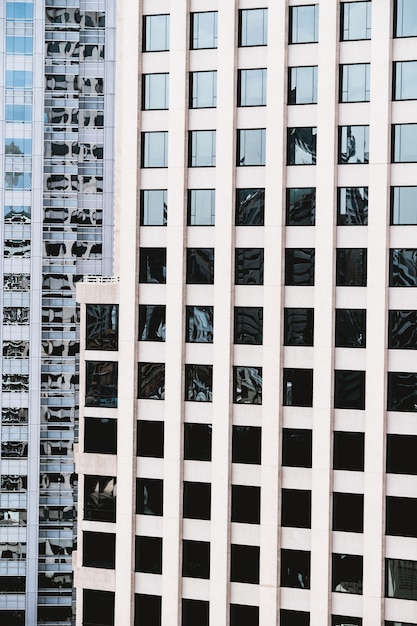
[336,248,367,286]
[139,248,166,283]
[283,368,313,407]
[338,187,368,225]
[184,423,212,461]
[281,549,311,588]
[135,536,162,574]
[341,2,372,40]
[334,370,365,410]
[288,66,317,104]
[83,531,115,569]
[191,12,218,49]
[237,129,265,166]
[393,61,417,99]
[395,0,417,37]
[5,138,31,156]
[235,248,264,284]
[137,421,164,458]
[186,248,214,284]
[392,124,417,162]
[282,429,312,468]
[190,71,217,108]
[335,309,366,347]
[143,15,170,52]
[239,9,268,47]
[4,172,31,190]
[284,308,314,346]
[387,372,417,411]
[83,590,114,626]
[5,104,32,123]
[332,554,363,594]
[86,304,118,350]
[6,2,33,21]
[386,434,417,474]
[388,310,417,349]
[386,497,417,537]
[140,190,167,226]
[233,366,263,405]
[285,248,315,285]
[182,540,210,579]
[231,485,260,524]
[141,132,168,168]
[6,70,32,88]
[289,5,319,43]
[6,37,33,55]
[236,188,265,225]
[287,127,317,165]
[0,612,24,625]
[334,432,364,471]
[333,493,364,532]
[142,74,169,110]
[135,595,161,626]
[84,417,117,455]
[185,364,213,402]
[385,558,417,599]
[136,478,163,516]
[234,306,263,345]
[189,130,216,167]
[282,490,311,529]
[183,482,211,520]
[239,69,267,106]
[333,617,361,626]
[230,544,260,583]
[85,361,118,408]
[186,306,213,343]
[182,600,209,626]
[339,125,369,163]
[391,187,417,224]
[286,188,316,225]
[139,305,166,342]
[230,605,259,626]
[84,476,116,523]
[232,426,261,464]
[340,64,370,102]
[390,249,417,286]
[280,610,310,626]
[188,189,215,225]
[137,363,165,400]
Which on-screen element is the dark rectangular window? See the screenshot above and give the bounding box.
[191,12,218,49]
[390,249,417,286]
[393,61,417,100]
[183,482,211,520]
[335,309,366,347]
[230,544,260,583]
[341,1,371,40]
[86,304,118,350]
[135,536,162,574]
[280,549,311,589]
[141,132,168,168]
[334,370,365,410]
[189,130,216,167]
[182,599,209,626]
[139,305,166,342]
[232,426,261,464]
[392,124,417,162]
[136,421,164,458]
[282,429,312,467]
[236,188,265,225]
[340,63,370,102]
[394,0,417,37]
[282,490,311,528]
[83,531,115,569]
[136,478,163,516]
[230,605,259,626]
[238,69,267,106]
[83,590,115,626]
[233,366,262,405]
[385,558,417,599]
[287,127,317,165]
[386,497,417,537]
[286,188,316,225]
[135,595,161,626]
[289,5,319,43]
[332,554,363,594]
[186,248,214,283]
[387,372,417,411]
[280,610,310,626]
[288,66,317,105]
[137,362,165,400]
[391,187,417,224]
[140,190,167,226]
[190,71,217,108]
[338,187,368,225]
[142,74,169,110]
[231,485,261,524]
[234,307,263,344]
[334,432,364,471]
[85,361,118,408]
[184,423,212,461]
[235,248,264,284]
[339,125,369,163]
[84,476,116,523]
[283,368,313,407]
[336,248,367,286]
[182,540,210,579]
[143,15,170,52]
[285,248,315,285]
[237,129,266,166]
[333,617,362,626]
[186,306,213,343]
[187,189,215,225]
[139,248,166,283]
[284,308,314,346]
[387,434,417,474]
[185,364,212,402]
[333,492,364,532]
[0,611,24,626]
[388,310,417,348]
[84,417,117,455]
[239,9,268,46]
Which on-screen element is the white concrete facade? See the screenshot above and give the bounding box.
[74,1,417,625]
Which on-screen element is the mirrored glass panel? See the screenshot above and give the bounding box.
[332,554,363,594]
[285,249,315,285]
[235,248,264,284]
[139,248,166,283]
[85,361,118,408]
[390,249,417,286]
[338,187,368,225]
[186,306,213,343]
[284,308,314,346]
[137,363,165,400]
[139,305,166,342]
[86,304,118,350]
[237,129,266,166]
[186,248,214,284]
[287,127,317,165]
[388,310,417,349]
[234,307,263,344]
[336,248,367,286]
[387,372,417,411]
[385,558,417,599]
[233,366,262,404]
[84,476,116,523]
[140,190,167,226]
[286,188,316,225]
[185,365,213,402]
[339,126,369,163]
[236,188,265,225]
[288,66,317,104]
[335,309,366,347]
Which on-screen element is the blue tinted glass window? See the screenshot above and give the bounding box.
[5,104,32,123]
[288,66,318,104]
[339,126,369,164]
[6,70,32,88]
[290,5,319,44]
[6,2,33,21]
[391,187,417,224]
[4,172,32,190]
[6,36,33,55]
[394,61,417,100]
[341,2,372,40]
[5,138,32,155]
[191,12,218,49]
[395,0,417,37]
[340,64,370,102]
[239,69,267,106]
[239,9,268,46]
[392,124,417,162]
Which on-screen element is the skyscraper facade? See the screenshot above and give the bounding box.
[0,0,114,623]
[75,1,417,625]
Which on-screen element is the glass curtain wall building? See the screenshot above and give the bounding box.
[0,0,114,624]
[74,0,416,625]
